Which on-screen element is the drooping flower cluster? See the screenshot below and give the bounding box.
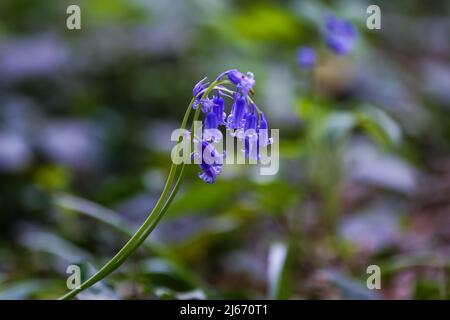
[195,141,223,184]
[191,69,272,184]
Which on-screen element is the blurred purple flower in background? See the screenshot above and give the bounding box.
[339,203,402,253]
[38,120,103,171]
[297,47,316,68]
[324,15,357,55]
[0,131,32,173]
[0,35,68,81]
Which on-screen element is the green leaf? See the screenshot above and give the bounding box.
[357,106,402,147]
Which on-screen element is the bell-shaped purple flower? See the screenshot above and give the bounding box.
[197,141,223,184]
[200,97,214,113]
[212,96,225,124]
[260,112,268,130]
[297,47,316,69]
[193,78,206,100]
[226,70,255,96]
[227,95,246,130]
[190,69,272,183]
[204,111,220,142]
[244,112,257,131]
[324,15,357,55]
[193,78,213,112]
[227,70,243,85]
[244,112,258,159]
[205,111,218,129]
[258,112,272,147]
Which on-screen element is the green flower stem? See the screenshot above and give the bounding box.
[107,81,217,269]
[109,164,187,270]
[59,79,221,300]
[59,137,188,299]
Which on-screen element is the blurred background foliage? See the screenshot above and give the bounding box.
[1,0,450,299]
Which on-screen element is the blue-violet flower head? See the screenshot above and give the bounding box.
[226,94,246,130]
[324,15,357,55]
[197,141,223,184]
[297,47,316,68]
[226,70,255,96]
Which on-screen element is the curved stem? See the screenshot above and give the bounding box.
[109,164,187,269]
[59,100,194,300]
[59,80,222,300]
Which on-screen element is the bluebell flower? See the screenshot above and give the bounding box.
[200,97,214,113]
[226,94,246,130]
[297,47,316,69]
[196,141,223,184]
[244,112,258,159]
[205,111,218,130]
[190,69,271,183]
[193,78,213,112]
[231,70,255,96]
[212,95,225,124]
[193,78,206,100]
[324,15,357,55]
[218,69,255,96]
[204,110,221,142]
[244,112,257,132]
[259,112,268,129]
[258,112,273,147]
